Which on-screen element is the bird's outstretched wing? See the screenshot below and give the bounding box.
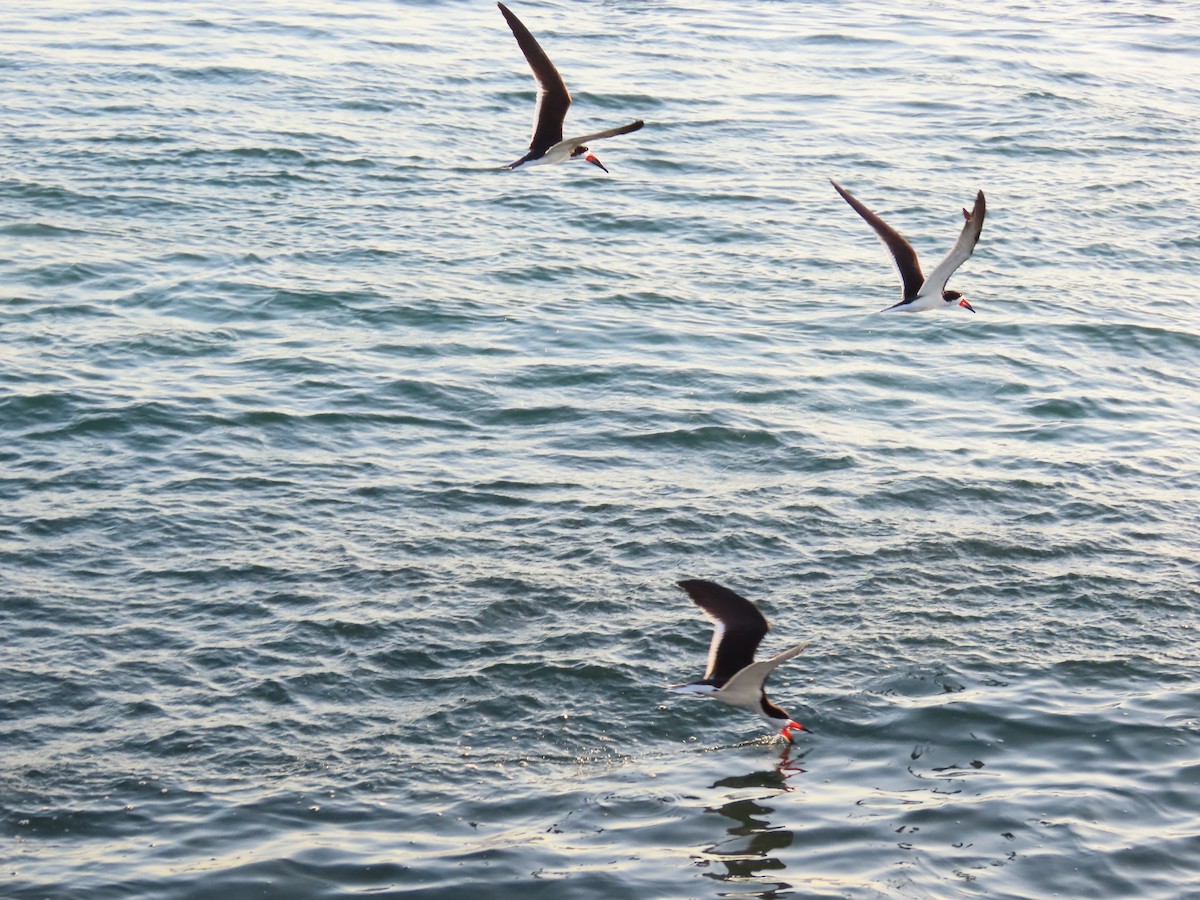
[566,120,645,147]
[832,179,924,303]
[716,641,810,706]
[498,3,571,154]
[677,579,768,685]
[918,190,986,299]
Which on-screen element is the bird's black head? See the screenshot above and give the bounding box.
[571,145,609,173]
[943,289,976,313]
[761,695,808,743]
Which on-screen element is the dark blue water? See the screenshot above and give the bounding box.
[3,0,1199,896]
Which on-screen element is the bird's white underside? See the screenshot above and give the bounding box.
[879,214,979,310]
[704,619,724,680]
[712,641,809,709]
[869,208,979,311]
[667,640,810,710]
[528,87,548,145]
[919,215,978,301]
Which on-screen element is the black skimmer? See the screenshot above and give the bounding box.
[497,2,643,173]
[831,179,986,313]
[669,579,810,743]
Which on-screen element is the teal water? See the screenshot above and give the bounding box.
[3,1,1199,897]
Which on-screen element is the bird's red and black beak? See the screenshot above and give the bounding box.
[585,153,609,173]
[780,720,810,743]
[958,297,976,313]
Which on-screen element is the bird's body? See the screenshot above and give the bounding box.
[831,180,986,313]
[668,579,809,742]
[498,2,643,173]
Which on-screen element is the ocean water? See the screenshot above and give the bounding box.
[2,0,1199,896]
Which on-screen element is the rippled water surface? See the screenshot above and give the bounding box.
[3,0,1199,896]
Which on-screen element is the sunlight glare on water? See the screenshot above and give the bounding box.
[2,0,1199,897]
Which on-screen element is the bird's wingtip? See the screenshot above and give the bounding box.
[676,578,718,597]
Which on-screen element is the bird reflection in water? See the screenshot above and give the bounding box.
[694,745,808,896]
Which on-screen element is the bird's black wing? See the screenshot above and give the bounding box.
[832,179,924,303]
[677,579,769,686]
[498,3,571,154]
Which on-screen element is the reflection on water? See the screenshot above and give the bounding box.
[696,747,808,897]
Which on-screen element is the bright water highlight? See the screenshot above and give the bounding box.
[2,0,1199,896]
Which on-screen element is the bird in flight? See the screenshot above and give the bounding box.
[832,180,986,312]
[668,579,810,743]
[497,2,644,173]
